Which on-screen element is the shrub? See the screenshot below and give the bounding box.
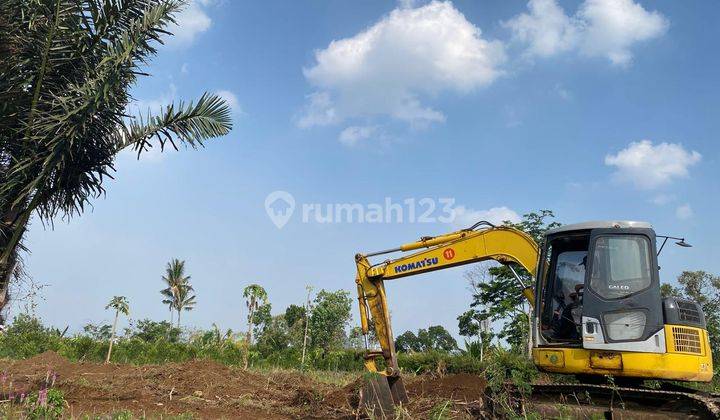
[0,314,63,359]
[25,388,66,419]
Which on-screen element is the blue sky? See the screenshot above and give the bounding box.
[19,0,719,340]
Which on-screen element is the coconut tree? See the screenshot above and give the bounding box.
[105,295,130,363]
[242,284,268,369]
[174,281,196,328]
[0,0,233,323]
[160,258,195,327]
[160,258,188,324]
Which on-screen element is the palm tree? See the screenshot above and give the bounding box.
[160,258,195,328]
[242,284,268,369]
[0,0,232,322]
[105,295,130,364]
[174,281,196,328]
[161,258,187,324]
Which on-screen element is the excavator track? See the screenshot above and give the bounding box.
[511,382,720,419]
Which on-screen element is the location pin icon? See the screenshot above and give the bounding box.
[265,191,295,229]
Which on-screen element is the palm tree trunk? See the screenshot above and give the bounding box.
[243,305,254,370]
[105,310,119,364]
[177,309,181,329]
[0,208,26,325]
[301,291,311,368]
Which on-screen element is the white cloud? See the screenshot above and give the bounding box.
[165,1,212,48]
[504,0,578,58]
[605,140,701,189]
[505,0,668,66]
[451,205,521,228]
[338,125,378,146]
[180,63,189,74]
[300,1,505,128]
[676,203,693,220]
[216,89,242,114]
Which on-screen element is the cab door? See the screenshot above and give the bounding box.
[581,228,666,353]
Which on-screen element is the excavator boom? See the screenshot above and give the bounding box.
[354,223,539,382]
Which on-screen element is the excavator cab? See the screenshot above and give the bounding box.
[537,222,664,351]
[532,221,712,381]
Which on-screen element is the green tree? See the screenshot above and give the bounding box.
[160,259,195,328]
[395,330,421,353]
[0,0,232,323]
[174,280,196,328]
[283,304,306,349]
[309,289,352,353]
[459,210,560,355]
[256,315,290,355]
[83,323,112,341]
[126,319,181,343]
[242,284,268,369]
[284,304,306,329]
[660,283,682,298]
[457,310,494,360]
[395,325,457,352]
[104,295,129,363]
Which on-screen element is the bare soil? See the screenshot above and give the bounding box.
[0,352,489,419]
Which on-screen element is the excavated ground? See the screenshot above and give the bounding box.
[0,352,489,419]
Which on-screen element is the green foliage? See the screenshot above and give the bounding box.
[161,259,196,327]
[243,284,269,341]
[25,388,65,419]
[0,314,63,359]
[395,325,457,353]
[83,323,112,341]
[256,315,290,356]
[428,400,453,420]
[0,315,540,382]
[106,296,130,316]
[284,304,306,328]
[660,283,682,298]
[488,348,538,393]
[309,289,352,353]
[252,303,273,338]
[126,319,182,343]
[397,351,484,375]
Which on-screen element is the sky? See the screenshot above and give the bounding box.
[16,0,720,341]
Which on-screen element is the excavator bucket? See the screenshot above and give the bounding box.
[358,374,408,418]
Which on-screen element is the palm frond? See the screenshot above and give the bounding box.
[117,93,232,156]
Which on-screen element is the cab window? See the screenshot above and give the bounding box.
[589,235,652,299]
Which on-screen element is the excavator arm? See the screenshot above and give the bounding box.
[354,223,539,381]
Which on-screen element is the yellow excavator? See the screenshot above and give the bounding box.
[354,220,713,414]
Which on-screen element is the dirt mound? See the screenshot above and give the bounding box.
[323,377,364,411]
[407,373,487,402]
[0,354,489,418]
[6,350,74,374]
